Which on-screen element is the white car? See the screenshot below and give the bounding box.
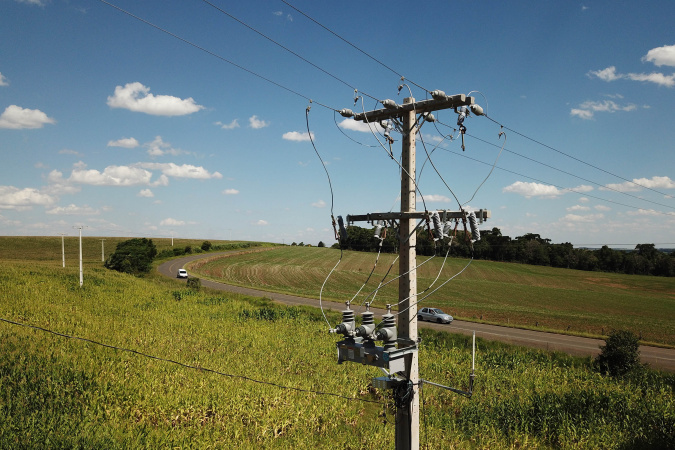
[418,307,453,324]
[177,269,188,278]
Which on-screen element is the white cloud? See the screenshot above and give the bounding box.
[108,137,139,148]
[567,205,590,212]
[254,219,269,226]
[216,119,240,129]
[311,200,326,208]
[0,73,8,86]
[16,0,48,5]
[570,99,638,119]
[222,188,239,195]
[587,66,621,82]
[563,213,604,223]
[0,105,56,129]
[107,82,204,116]
[422,194,452,203]
[249,115,269,129]
[160,218,185,226]
[642,44,675,67]
[338,118,384,133]
[0,185,56,210]
[138,189,154,198]
[595,205,611,212]
[503,181,564,198]
[46,204,99,215]
[625,72,675,87]
[144,136,186,156]
[600,176,675,192]
[283,131,313,142]
[59,149,82,156]
[137,162,222,179]
[68,164,156,186]
[579,197,590,203]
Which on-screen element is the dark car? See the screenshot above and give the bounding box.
[418,307,453,324]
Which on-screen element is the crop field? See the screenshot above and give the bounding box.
[0,238,673,448]
[189,246,675,347]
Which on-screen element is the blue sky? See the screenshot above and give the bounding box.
[1,0,674,248]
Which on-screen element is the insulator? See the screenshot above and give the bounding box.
[375,313,397,351]
[424,112,436,122]
[338,108,354,118]
[470,104,484,116]
[373,220,384,239]
[430,211,443,240]
[337,215,348,242]
[331,307,355,337]
[430,89,446,100]
[355,310,376,339]
[468,211,480,242]
[442,221,453,237]
[382,99,399,109]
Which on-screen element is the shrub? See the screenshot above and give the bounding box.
[595,329,642,377]
[318,241,325,248]
[201,241,212,251]
[184,245,192,254]
[104,238,157,275]
[186,277,201,290]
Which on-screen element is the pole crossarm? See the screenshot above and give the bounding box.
[347,209,490,224]
[352,94,473,123]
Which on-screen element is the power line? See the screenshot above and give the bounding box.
[0,316,383,405]
[96,0,336,111]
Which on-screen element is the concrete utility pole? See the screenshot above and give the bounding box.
[73,226,87,287]
[339,93,490,450]
[58,233,67,268]
[100,239,106,262]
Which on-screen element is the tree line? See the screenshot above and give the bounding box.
[332,225,675,277]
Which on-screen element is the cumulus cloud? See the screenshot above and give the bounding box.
[571,99,638,119]
[503,181,592,198]
[311,199,326,208]
[338,118,384,133]
[137,162,222,179]
[567,205,590,212]
[642,44,675,67]
[68,164,156,186]
[254,219,268,226]
[249,115,269,129]
[160,218,185,226]
[222,188,239,195]
[216,119,240,129]
[59,149,82,156]
[46,204,99,215]
[0,73,8,86]
[423,194,453,203]
[108,137,139,148]
[16,0,48,5]
[138,189,154,198]
[107,82,204,116]
[144,136,187,156]
[563,213,604,223]
[0,185,56,210]
[600,176,675,192]
[283,131,313,142]
[0,105,56,129]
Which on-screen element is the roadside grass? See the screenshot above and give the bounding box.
[0,253,673,447]
[188,246,675,347]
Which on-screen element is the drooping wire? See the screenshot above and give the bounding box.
[333,110,378,148]
[0,317,383,405]
[462,128,506,207]
[306,105,340,330]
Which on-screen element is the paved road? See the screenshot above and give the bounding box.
[158,252,675,373]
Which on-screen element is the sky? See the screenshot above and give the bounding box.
[1,0,674,248]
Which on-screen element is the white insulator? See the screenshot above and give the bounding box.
[443,221,453,237]
[470,104,484,116]
[339,108,354,118]
[431,211,443,240]
[382,99,399,109]
[374,220,384,239]
[431,89,446,100]
[468,211,480,242]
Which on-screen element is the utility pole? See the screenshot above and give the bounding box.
[333,92,490,450]
[100,239,107,262]
[58,233,67,268]
[73,226,86,287]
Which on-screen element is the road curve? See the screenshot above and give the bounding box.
[158,252,675,373]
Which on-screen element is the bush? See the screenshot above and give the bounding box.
[104,238,157,275]
[201,241,212,251]
[595,329,642,377]
[186,277,201,290]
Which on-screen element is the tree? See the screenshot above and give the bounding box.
[595,329,642,377]
[104,238,157,275]
[317,241,325,248]
[201,241,213,251]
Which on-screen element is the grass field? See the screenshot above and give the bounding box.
[0,241,673,448]
[188,246,675,347]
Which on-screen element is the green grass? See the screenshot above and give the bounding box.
[188,246,675,347]
[0,249,673,448]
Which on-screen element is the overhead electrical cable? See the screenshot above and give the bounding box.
[280,0,431,94]
[96,0,336,111]
[484,115,674,199]
[0,317,383,405]
[200,0,380,103]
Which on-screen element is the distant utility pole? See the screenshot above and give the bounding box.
[100,239,107,262]
[337,93,490,450]
[58,233,67,268]
[73,226,87,287]
[171,230,174,247]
